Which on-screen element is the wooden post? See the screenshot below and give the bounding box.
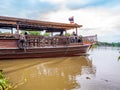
[16,22,19,34]
[11,28,13,34]
[65,30,67,35]
[51,32,53,36]
[76,27,78,35]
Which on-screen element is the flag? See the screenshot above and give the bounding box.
[69,16,74,24]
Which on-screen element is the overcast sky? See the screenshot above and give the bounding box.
[0,0,120,42]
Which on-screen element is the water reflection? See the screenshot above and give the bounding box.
[0,56,96,90]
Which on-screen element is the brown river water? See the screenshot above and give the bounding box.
[0,47,120,90]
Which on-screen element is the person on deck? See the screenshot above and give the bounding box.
[24,32,28,40]
[72,31,78,43]
[72,31,77,36]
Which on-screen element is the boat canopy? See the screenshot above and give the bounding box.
[0,16,82,32]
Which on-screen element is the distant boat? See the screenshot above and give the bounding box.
[0,16,97,59]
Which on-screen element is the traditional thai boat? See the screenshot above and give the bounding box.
[0,16,97,59]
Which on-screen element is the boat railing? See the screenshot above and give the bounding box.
[0,33,97,48]
[22,35,83,48]
[0,33,16,39]
[0,34,82,49]
[82,35,97,44]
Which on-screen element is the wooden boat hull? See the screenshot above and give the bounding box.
[0,44,91,60]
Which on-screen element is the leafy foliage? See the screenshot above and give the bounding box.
[118,56,120,61]
[21,31,51,36]
[0,70,13,90]
[97,42,120,47]
[43,33,50,36]
[28,31,41,36]
[21,31,41,36]
[65,33,71,36]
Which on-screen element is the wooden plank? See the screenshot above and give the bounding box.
[0,44,90,59]
[0,20,16,25]
[0,39,18,49]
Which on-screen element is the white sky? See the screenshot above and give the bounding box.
[0,0,120,42]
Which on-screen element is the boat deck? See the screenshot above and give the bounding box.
[0,43,91,49]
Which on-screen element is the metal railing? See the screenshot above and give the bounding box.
[82,35,97,44]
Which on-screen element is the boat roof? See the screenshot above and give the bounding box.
[0,16,82,32]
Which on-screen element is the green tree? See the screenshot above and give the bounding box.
[44,33,50,36]
[65,33,71,36]
[118,56,120,61]
[21,31,41,36]
[28,31,41,36]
